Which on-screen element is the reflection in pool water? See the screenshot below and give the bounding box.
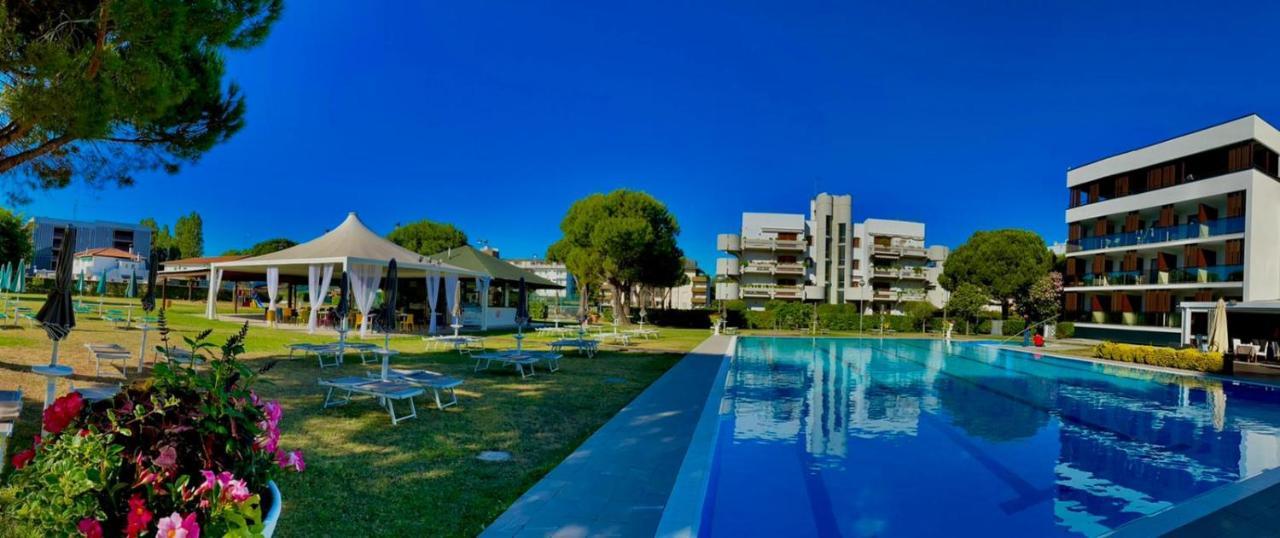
[701,338,1280,537]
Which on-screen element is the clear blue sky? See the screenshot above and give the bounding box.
[23,1,1280,273]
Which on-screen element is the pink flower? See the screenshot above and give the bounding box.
[195,470,253,503]
[275,448,305,472]
[223,477,251,502]
[262,400,282,426]
[155,512,200,538]
[77,518,103,538]
[42,392,84,434]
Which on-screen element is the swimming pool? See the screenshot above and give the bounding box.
[696,338,1280,537]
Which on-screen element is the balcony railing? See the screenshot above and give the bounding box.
[741,238,806,251]
[740,284,806,299]
[870,266,928,280]
[1063,310,1183,328]
[870,289,927,301]
[1074,265,1244,287]
[1067,216,1244,253]
[741,261,805,275]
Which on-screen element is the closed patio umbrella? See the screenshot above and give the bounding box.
[13,258,25,293]
[34,227,78,410]
[96,268,108,313]
[335,271,350,360]
[138,249,162,371]
[77,269,85,294]
[126,269,137,299]
[381,259,399,351]
[0,261,10,292]
[515,277,528,351]
[1208,298,1229,354]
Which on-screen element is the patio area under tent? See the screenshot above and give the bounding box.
[203,212,488,337]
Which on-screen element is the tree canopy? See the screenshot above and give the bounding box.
[1019,271,1063,324]
[946,283,990,334]
[387,220,467,256]
[223,237,296,257]
[939,229,1052,317]
[140,217,181,260]
[173,212,204,259]
[0,208,32,266]
[0,0,283,202]
[548,190,684,322]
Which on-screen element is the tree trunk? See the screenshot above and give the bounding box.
[1001,297,1011,319]
[577,281,589,320]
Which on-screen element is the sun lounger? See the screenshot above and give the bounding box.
[102,309,130,328]
[318,377,424,425]
[85,343,132,376]
[378,369,463,410]
[550,338,599,358]
[472,350,562,378]
[624,327,660,340]
[73,383,121,403]
[601,332,632,345]
[424,334,485,352]
[287,343,342,368]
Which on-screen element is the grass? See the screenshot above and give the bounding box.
[0,294,708,536]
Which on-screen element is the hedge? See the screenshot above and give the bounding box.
[1055,322,1075,339]
[1093,342,1225,373]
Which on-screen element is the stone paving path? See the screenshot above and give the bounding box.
[482,335,732,538]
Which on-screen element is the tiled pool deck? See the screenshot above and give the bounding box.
[482,335,733,537]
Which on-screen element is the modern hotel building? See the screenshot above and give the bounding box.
[1063,115,1280,345]
[716,193,948,311]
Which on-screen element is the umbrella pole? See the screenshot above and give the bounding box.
[44,340,60,411]
[138,325,149,371]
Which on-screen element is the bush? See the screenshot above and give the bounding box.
[817,304,862,331]
[1093,341,1225,373]
[1056,321,1075,339]
[528,300,549,320]
[1002,319,1026,336]
[0,318,305,536]
[723,300,748,328]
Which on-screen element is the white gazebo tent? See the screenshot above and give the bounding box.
[206,212,486,336]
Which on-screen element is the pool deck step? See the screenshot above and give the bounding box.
[482,335,733,538]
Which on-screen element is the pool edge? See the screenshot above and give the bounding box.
[654,335,736,538]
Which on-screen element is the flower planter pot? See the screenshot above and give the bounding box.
[263,480,282,537]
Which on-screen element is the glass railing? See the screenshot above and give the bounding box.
[1063,311,1183,328]
[1068,216,1244,252]
[1075,265,1244,287]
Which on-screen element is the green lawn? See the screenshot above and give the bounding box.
[0,295,708,536]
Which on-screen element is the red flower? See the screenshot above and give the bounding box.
[11,448,34,470]
[77,518,104,538]
[42,392,84,435]
[125,494,153,538]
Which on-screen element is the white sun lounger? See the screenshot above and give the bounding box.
[377,369,464,410]
[424,334,485,352]
[550,338,599,358]
[319,377,424,425]
[471,350,562,378]
[73,383,121,403]
[85,343,132,376]
[287,343,342,368]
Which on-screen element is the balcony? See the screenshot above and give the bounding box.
[717,234,741,252]
[871,245,900,259]
[741,237,806,252]
[1067,216,1243,253]
[716,258,740,277]
[715,281,739,300]
[870,266,928,280]
[870,289,928,301]
[740,284,806,300]
[1073,265,1244,287]
[741,261,805,275]
[901,246,928,258]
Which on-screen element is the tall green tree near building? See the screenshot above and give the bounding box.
[939,229,1052,318]
[223,238,297,257]
[0,0,282,201]
[387,220,468,256]
[0,208,32,266]
[140,217,180,260]
[946,283,990,335]
[173,212,204,259]
[549,190,684,322]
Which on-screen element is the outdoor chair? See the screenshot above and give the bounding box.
[102,309,130,328]
[287,343,342,368]
[550,337,599,358]
[318,377,423,425]
[374,368,463,410]
[471,350,562,378]
[85,343,132,376]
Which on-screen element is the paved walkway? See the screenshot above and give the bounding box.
[482,335,733,538]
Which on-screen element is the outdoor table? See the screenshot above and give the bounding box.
[373,348,400,381]
[32,364,73,410]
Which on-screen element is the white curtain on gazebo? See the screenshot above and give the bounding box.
[425,271,440,335]
[443,274,459,327]
[348,263,383,337]
[307,264,334,333]
[476,276,492,330]
[266,266,280,327]
[204,268,224,319]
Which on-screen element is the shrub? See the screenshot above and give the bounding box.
[1093,341,1224,373]
[1056,321,1075,339]
[528,300,549,320]
[817,304,862,331]
[0,318,305,536]
[1002,319,1026,336]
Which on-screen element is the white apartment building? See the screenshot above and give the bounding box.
[72,248,146,283]
[848,219,949,311]
[507,258,576,301]
[1064,114,1280,346]
[717,193,948,312]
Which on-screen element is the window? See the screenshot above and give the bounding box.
[852,260,860,270]
[852,237,860,248]
[838,223,846,243]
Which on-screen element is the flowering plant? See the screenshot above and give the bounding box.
[0,321,303,537]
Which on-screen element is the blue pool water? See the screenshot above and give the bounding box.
[699,338,1280,537]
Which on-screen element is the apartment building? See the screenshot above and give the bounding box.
[1063,114,1280,345]
[716,193,948,311]
[848,219,950,310]
[28,217,151,274]
[507,258,577,301]
[602,259,710,310]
